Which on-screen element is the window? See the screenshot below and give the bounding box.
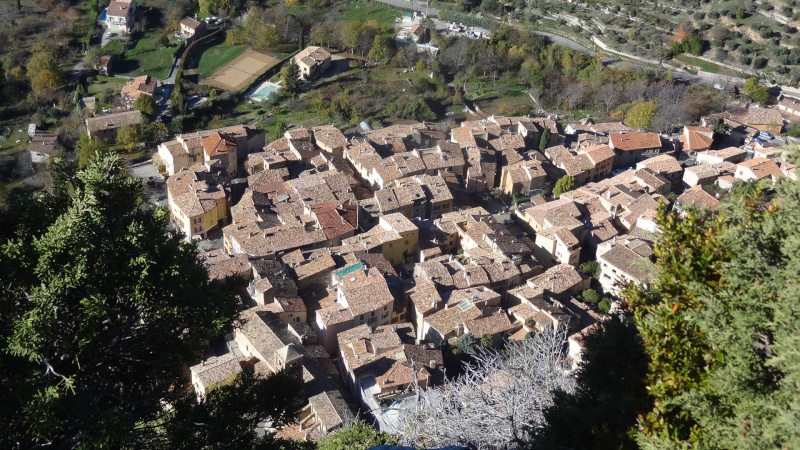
[194,226,202,233]
[371,311,375,317]
[383,305,388,310]
[405,240,409,245]
[382,313,388,319]
[193,217,201,224]
[294,317,300,322]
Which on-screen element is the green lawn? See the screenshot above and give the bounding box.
[197,43,249,80]
[116,30,176,79]
[341,2,401,27]
[103,40,124,54]
[87,76,127,97]
[0,125,31,158]
[673,54,723,74]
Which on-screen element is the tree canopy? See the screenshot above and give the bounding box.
[134,94,158,116]
[0,155,304,448]
[552,175,575,198]
[743,77,771,104]
[624,99,658,130]
[624,177,800,448]
[317,421,396,450]
[281,59,302,95]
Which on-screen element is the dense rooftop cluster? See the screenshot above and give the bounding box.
[169,103,797,441]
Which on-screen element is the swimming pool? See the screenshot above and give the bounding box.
[248,81,281,101]
[98,8,107,22]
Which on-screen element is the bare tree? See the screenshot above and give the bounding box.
[403,329,575,450]
[597,83,621,112]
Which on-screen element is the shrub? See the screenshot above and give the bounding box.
[581,289,601,305]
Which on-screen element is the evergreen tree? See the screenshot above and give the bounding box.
[281,59,301,95]
[0,155,243,447]
[538,128,550,152]
[626,178,800,448]
[530,315,650,450]
[552,175,575,198]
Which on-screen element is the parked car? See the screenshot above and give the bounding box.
[759,131,774,140]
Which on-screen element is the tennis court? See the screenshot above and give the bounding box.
[248,81,282,101]
[203,49,281,92]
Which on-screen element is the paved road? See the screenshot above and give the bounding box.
[373,0,727,88]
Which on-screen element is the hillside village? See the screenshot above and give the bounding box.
[5,0,800,446]
[153,101,796,440]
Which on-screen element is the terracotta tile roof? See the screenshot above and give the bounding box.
[520,198,582,229]
[424,301,483,337]
[180,17,202,29]
[609,132,662,152]
[190,354,243,391]
[726,105,783,126]
[736,157,783,181]
[676,186,720,211]
[312,125,347,150]
[545,145,594,176]
[442,286,501,308]
[311,199,358,240]
[121,75,157,99]
[580,144,615,165]
[529,264,585,297]
[282,249,336,282]
[167,164,227,218]
[381,212,417,234]
[635,154,682,175]
[275,296,308,312]
[451,126,478,148]
[337,267,394,317]
[489,133,526,152]
[680,126,714,152]
[684,164,719,180]
[86,110,142,132]
[599,240,656,283]
[294,46,331,66]
[407,278,442,315]
[202,132,237,157]
[106,1,131,17]
[28,132,59,155]
[161,139,187,158]
[200,249,251,281]
[464,310,515,337]
[633,168,669,192]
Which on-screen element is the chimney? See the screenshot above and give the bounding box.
[429,360,437,369]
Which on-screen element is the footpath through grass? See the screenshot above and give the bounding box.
[197,43,249,80]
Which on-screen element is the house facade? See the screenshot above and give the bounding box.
[294,46,332,80]
[105,0,136,33]
[166,163,230,242]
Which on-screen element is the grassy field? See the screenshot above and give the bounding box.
[341,2,402,26]
[87,76,127,97]
[197,43,249,80]
[115,30,175,79]
[673,54,724,74]
[0,125,32,158]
